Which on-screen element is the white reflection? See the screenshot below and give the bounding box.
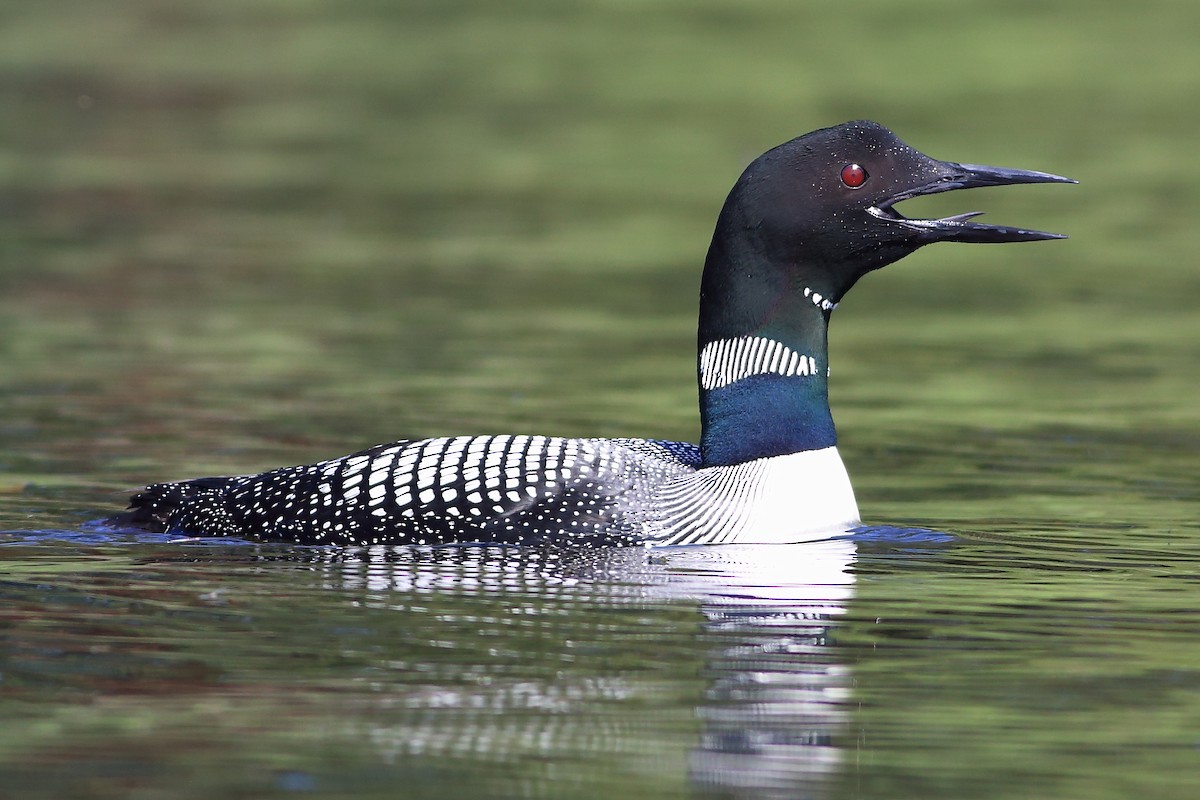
[656,540,856,799]
[304,537,856,799]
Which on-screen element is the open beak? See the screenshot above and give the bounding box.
[867,161,1077,243]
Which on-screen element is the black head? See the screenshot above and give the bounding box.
[714,120,1075,302]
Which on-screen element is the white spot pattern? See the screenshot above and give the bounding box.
[138,436,692,546]
[699,336,819,390]
[134,435,859,546]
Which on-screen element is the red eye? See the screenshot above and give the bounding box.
[840,163,868,188]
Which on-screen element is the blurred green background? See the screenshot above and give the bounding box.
[1,0,1196,526]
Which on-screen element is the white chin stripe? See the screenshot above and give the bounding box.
[803,286,838,312]
[699,336,818,391]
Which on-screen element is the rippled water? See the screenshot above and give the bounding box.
[4,519,1199,799]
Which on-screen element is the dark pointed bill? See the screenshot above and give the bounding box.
[868,161,1077,243]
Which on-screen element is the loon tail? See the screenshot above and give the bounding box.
[109,476,239,533]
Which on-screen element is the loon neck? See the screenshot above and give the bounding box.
[697,228,841,467]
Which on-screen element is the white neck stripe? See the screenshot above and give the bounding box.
[699,336,817,390]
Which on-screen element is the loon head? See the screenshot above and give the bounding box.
[698,121,1074,467]
[714,120,1076,306]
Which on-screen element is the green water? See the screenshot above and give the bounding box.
[3,0,1200,797]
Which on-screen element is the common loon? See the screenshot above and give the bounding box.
[116,121,1073,546]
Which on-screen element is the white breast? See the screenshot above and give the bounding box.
[644,446,860,545]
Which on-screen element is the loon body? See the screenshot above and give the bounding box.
[119,121,1072,546]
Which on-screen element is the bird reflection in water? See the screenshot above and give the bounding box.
[298,537,858,799]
